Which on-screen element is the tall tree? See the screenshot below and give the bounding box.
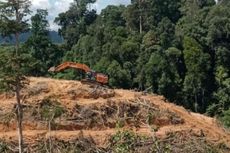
[182,37,211,112]
[55,0,97,49]
[176,0,215,45]
[0,0,31,152]
[205,2,230,116]
[25,9,62,76]
[124,0,181,33]
[0,0,30,55]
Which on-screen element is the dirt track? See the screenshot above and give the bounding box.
[0,77,230,150]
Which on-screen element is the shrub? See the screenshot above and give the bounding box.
[39,97,65,121]
[220,109,230,128]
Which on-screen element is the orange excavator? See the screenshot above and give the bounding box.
[48,62,109,85]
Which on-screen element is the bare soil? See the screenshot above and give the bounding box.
[0,77,229,152]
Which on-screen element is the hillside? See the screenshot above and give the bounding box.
[0,77,230,152]
[0,31,63,44]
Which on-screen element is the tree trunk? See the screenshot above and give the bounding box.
[49,120,52,153]
[139,14,142,34]
[194,93,198,113]
[15,1,23,152]
[49,114,55,153]
[139,0,143,34]
[15,0,20,56]
[15,32,19,56]
[16,82,23,153]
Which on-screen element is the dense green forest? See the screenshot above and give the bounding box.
[0,0,230,128]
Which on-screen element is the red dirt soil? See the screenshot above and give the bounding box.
[0,77,229,148]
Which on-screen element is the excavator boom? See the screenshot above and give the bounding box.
[48,62,91,73]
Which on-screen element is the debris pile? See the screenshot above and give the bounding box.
[0,77,229,152]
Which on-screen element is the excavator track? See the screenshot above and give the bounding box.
[81,79,109,88]
[81,79,100,85]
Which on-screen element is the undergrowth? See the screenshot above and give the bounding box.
[220,109,230,128]
[39,97,65,121]
[0,129,229,153]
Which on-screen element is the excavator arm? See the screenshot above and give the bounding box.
[48,62,91,73]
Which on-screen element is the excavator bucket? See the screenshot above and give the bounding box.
[48,66,56,72]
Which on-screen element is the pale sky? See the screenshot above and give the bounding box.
[31,0,131,30]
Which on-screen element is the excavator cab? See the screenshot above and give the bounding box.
[86,71,96,81]
[95,73,109,85]
[85,70,108,85]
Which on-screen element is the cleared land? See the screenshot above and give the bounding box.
[0,77,229,152]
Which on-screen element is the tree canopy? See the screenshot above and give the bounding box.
[1,0,230,127]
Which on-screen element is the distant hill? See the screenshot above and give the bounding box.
[0,31,63,44]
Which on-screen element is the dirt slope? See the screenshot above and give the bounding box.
[0,77,229,152]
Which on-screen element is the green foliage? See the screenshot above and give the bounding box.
[107,60,132,88]
[0,142,9,153]
[39,98,65,121]
[220,109,230,128]
[183,37,211,112]
[124,0,181,32]
[24,9,63,76]
[0,49,34,92]
[110,130,137,153]
[0,0,31,37]
[51,0,230,119]
[156,17,177,49]
[101,5,126,27]
[1,0,230,126]
[54,0,97,49]
[0,1,31,152]
[208,70,230,116]
[144,46,182,101]
[204,3,230,117]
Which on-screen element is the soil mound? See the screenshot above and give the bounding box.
[0,77,229,152]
